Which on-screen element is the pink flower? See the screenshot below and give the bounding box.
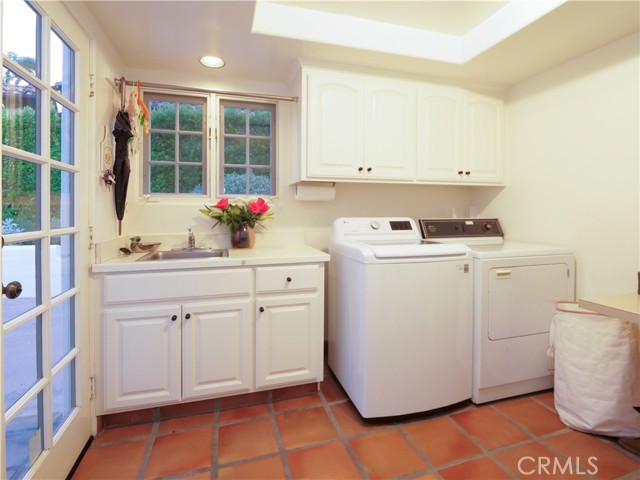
[216,198,229,209]
[248,200,261,214]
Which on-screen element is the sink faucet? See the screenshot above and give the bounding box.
[187,228,196,249]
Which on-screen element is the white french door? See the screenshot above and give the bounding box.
[1,1,90,479]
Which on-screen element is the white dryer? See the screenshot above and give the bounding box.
[420,218,576,404]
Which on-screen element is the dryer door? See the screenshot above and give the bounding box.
[488,263,570,340]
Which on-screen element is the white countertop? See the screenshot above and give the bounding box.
[92,245,329,273]
[578,293,640,325]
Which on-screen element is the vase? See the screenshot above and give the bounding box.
[231,224,255,248]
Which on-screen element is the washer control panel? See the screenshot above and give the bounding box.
[419,218,504,239]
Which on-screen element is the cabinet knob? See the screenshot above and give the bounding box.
[286,277,292,283]
[465,171,471,175]
[171,315,177,321]
[457,170,464,175]
[366,167,372,173]
[185,313,191,319]
[259,307,265,313]
[358,167,364,172]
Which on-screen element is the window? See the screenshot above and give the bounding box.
[143,93,207,195]
[220,100,276,196]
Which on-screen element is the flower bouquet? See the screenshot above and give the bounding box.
[200,197,274,248]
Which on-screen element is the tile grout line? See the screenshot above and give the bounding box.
[136,420,159,480]
[268,392,293,480]
[318,387,370,479]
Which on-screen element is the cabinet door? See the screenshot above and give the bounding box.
[255,294,322,388]
[416,86,464,181]
[364,80,417,180]
[182,300,252,399]
[104,306,181,411]
[306,71,364,179]
[464,94,504,183]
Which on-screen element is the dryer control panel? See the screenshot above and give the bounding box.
[419,218,504,239]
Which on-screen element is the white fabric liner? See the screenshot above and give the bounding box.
[548,302,640,437]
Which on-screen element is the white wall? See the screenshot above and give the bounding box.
[472,33,640,298]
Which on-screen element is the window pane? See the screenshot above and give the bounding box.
[51,235,74,298]
[51,297,74,366]
[2,0,40,78]
[224,137,246,165]
[249,169,272,195]
[150,133,175,161]
[250,139,270,166]
[224,107,245,134]
[150,164,175,193]
[179,134,203,163]
[150,100,175,129]
[6,392,44,480]
[52,359,76,435]
[178,166,202,194]
[2,156,40,233]
[3,316,43,409]
[179,102,202,132]
[250,109,271,136]
[2,240,41,324]
[223,167,247,195]
[50,30,75,102]
[51,168,74,229]
[50,100,74,164]
[2,68,41,154]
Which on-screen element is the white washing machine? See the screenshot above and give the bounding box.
[329,217,473,418]
[420,218,575,404]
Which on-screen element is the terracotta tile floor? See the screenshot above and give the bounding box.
[73,374,640,480]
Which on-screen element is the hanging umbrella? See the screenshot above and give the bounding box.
[112,109,133,235]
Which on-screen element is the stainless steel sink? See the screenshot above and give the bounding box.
[137,248,229,261]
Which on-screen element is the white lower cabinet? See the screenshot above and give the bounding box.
[182,300,252,400]
[256,294,321,388]
[104,305,182,411]
[99,262,324,414]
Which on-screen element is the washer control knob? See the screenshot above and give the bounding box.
[370,221,380,230]
[483,223,493,231]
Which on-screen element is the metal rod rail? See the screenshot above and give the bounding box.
[113,77,298,103]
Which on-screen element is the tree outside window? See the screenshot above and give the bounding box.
[221,100,275,196]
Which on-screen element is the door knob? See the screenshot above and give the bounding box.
[3,281,22,299]
[259,307,265,313]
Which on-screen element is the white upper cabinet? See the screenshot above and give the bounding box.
[463,94,504,184]
[299,66,504,186]
[306,71,364,179]
[304,68,416,181]
[416,85,464,181]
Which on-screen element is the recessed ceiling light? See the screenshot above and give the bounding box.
[200,56,225,68]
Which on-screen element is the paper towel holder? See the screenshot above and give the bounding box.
[294,182,336,201]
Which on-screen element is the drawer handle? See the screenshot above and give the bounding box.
[286,277,292,283]
[185,313,191,319]
[495,269,511,279]
[259,307,265,313]
[171,315,177,321]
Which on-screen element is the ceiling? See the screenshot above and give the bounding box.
[80,0,639,89]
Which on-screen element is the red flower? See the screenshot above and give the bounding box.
[216,198,229,209]
[248,200,262,214]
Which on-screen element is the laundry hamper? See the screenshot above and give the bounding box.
[548,302,640,437]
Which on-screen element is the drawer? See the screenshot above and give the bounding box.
[256,264,320,294]
[103,269,252,305]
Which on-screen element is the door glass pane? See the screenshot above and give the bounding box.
[50,100,74,164]
[2,69,41,154]
[51,297,74,366]
[249,168,271,195]
[51,235,74,298]
[5,392,44,480]
[223,167,246,195]
[50,30,74,102]
[178,166,202,194]
[178,134,202,162]
[51,168,74,229]
[149,100,175,129]
[52,359,75,435]
[3,316,43,410]
[2,156,41,233]
[150,164,174,193]
[178,102,202,131]
[2,0,40,78]
[2,240,41,324]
